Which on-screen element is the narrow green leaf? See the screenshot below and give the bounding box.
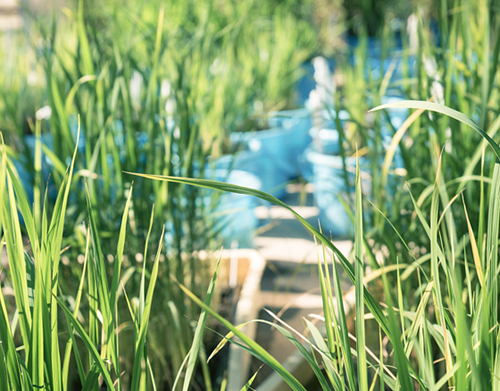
[304,319,343,391]
[131,227,165,391]
[85,182,118,370]
[354,156,368,391]
[182,254,222,391]
[380,271,414,391]
[109,182,134,310]
[81,363,100,391]
[54,296,116,390]
[370,100,500,160]
[239,366,263,391]
[62,227,91,389]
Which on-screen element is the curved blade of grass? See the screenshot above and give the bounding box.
[139,205,155,325]
[182,254,222,391]
[370,100,500,160]
[19,357,33,390]
[415,176,487,220]
[458,114,500,193]
[41,144,67,176]
[126,171,391,337]
[172,347,191,391]
[431,362,460,391]
[64,75,97,116]
[5,164,38,253]
[381,106,425,190]
[173,278,307,391]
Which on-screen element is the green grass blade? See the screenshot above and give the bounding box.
[430,362,460,391]
[55,296,116,390]
[314,240,337,357]
[354,156,368,391]
[304,319,343,390]
[380,271,414,391]
[77,0,95,77]
[3,166,32,360]
[31,250,46,390]
[319,243,349,389]
[0,262,22,391]
[172,347,191,391]
[370,100,500,160]
[182,254,222,391]
[5,164,38,254]
[41,144,67,176]
[46,117,81,391]
[81,363,100,391]
[0,334,8,391]
[84,182,118,371]
[139,206,155,325]
[110,182,134,311]
[62,227,91,389]
[463,200,485,288]
[486,164,500,314]
[429,158,454,378]
[331,252,357,390]
[64,75,96,116]
[404,281,433,357]
[239,366,262,391]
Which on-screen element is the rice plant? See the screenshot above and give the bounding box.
[321,0,500,275]
[134,100,500,390]
[0,122,236,390]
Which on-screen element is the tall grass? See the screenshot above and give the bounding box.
[1,3,317,386]
[0,126,233,390]
[134,100,500,389]
[325,0,500,272]
[2,0,317,256]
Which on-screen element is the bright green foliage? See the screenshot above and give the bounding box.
[0,128,167,390]
[137,97,500,388]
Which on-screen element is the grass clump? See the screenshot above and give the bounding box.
[137,100,500,390]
